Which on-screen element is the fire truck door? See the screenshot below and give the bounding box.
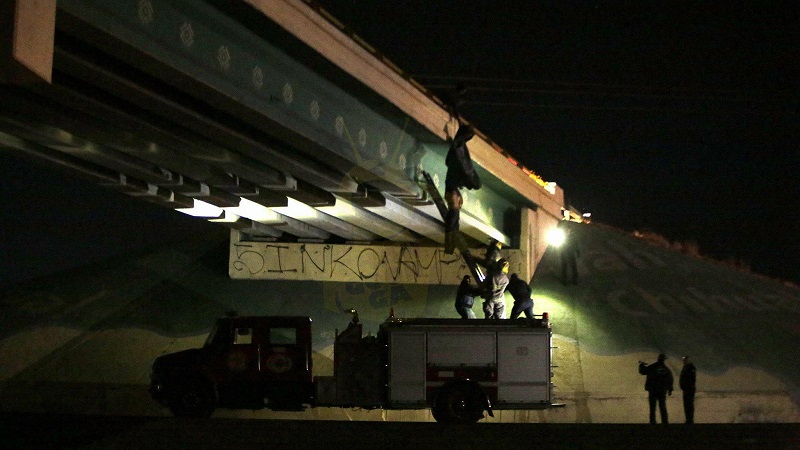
[225,325,260,380]
[261,326,305,378]
[497,332,550,403]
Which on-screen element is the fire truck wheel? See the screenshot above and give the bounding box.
[169,380,215,418]
[433,382,485,424]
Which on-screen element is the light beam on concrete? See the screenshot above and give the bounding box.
[272,197,377,242]
[317,195,421,243]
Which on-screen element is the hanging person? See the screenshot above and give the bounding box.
[443,124,481,254]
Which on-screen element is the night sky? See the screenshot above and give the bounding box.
[314,1,800,284]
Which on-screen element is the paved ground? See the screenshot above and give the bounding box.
[1,413,799,449]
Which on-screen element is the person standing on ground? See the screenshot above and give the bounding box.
[507,273,534,319]
[560,227,579,285]
[454,275,481,319]
[638,353,674,424]
[680,355,697,424]
[482,259,509,319]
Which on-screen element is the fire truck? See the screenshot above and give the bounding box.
[149,310,554,423]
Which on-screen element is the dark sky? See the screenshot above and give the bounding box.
[314,1,800,284]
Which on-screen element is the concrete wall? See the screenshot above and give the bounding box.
[229,231,525,285]
[0,0,55,84]
[229,204,558,285]
[518,206,562,282]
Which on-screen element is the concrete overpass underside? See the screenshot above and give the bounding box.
[1,0,564,285]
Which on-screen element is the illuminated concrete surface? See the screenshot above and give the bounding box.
[1,221,798,423]
[535,221,800,424]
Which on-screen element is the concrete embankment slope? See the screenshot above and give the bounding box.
[534,221,800,424]
[0,222,798,423]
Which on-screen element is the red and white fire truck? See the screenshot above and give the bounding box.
[150,310,554,423]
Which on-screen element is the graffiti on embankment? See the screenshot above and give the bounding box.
[536,230,800,317]
[599,286,800,316]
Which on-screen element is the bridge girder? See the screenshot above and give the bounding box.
[0,0,562,262]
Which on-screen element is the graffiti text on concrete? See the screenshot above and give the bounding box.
[230,241,519,285]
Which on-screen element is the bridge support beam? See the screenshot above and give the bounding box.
[0,0,56,84]
[518,206,561,283]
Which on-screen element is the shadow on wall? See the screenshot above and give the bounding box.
[0,233,468,418]
[1,235,462,339]
[0,152,228,290]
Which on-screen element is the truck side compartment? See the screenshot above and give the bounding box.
[314,314,553,423]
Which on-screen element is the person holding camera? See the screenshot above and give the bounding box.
[638,353,674,424]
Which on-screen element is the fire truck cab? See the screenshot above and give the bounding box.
[150,315,314,417]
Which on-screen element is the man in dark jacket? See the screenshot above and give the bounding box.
[454,275,481,319]
[638,353,674,424]
[507,273,534,319]
[680,355,697,424]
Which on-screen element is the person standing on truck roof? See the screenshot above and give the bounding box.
[454,275,482,319]
[680,355,697,424]
[482,258,509,319]
[443,124,481,254]
[476,238,503,274]
[638,353,674,424]
[507,273,534,319]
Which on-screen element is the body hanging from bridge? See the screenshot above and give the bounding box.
[444,124,481,254]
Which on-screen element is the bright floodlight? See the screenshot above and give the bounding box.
[547,228,566,247]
